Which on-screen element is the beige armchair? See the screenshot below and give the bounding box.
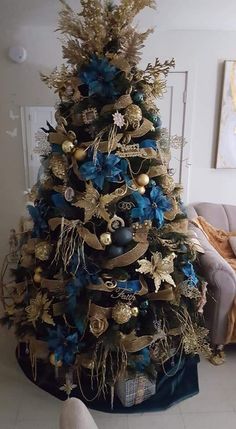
[60,398,98,429]
[187,202,236,347]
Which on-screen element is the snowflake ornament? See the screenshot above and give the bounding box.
[112,111,125,128]
[34,130,52,156]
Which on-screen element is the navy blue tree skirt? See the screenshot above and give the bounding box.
[16,345,199,413]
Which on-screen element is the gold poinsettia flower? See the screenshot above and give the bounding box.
[73,181,122,223]
[25,292,55,327]
[136,252,176,292]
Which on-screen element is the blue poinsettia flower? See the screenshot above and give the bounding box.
[47,326,79,365]
[27,203,49,238]
[79,56,120,99]
[181,262,199,286]
[80,151,127,189]
[131,185,172,227]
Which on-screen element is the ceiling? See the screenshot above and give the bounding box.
[1,0,236,31]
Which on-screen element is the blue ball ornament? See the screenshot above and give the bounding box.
[107,245,124,259]
[112,227,133,246]
[132,91,144,104]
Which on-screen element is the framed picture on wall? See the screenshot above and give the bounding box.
[216,60,236,168]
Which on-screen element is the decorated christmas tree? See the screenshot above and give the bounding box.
[1,0,209,411]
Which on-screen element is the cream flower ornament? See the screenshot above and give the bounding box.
[136,252,176,292]
[112,111,125,128]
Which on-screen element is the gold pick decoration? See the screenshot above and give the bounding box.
[73,181,123,224]
[25,292,55,327]
[136,252,176,292]
[49,154,68,180]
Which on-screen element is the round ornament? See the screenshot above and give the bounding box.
[49,353,63,367]
[100,232,112,246]
[35,241,52,261]
[131,307,139,317]
[112,302,132,324]
[112,227,133,246]
[49,155,67,180]
[33,272,42,283]
[108,215,125,232]
[62,140,75,154]
[136,173,150,187]
[64,187,75,202]
[132,91,144,104]
[137,186,146,195]
[73,147,87,161]
[107,245,124,259]
[125,104,142,128]
[35,266,43,274]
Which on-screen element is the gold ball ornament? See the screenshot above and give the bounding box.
[49,155,68,180]
[131,307,139,317]
[125,104,143,128]
[73,147,87,161]
[35,241,52,261]
[49,353,63,367]
[100,232,112,246]
[62,140,75,154]
[136,174,150,187]
[112,302,132,324]
[33,272,42,283]
[35,266,43,274]
[137,186,146,195]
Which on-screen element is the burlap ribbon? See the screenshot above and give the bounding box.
[41,278,67,293]
[147,286,175,301]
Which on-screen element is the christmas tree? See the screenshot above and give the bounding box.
[1,0,209,410]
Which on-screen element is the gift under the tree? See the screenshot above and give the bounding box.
[116,373,156,407]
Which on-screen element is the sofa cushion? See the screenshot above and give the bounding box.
[190,203,230,231]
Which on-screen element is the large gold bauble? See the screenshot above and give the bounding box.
[33,273,42,284]
[49,353,63,367]
[136,173,150,187]
[100,232,112,246]
[131,307,139,317]
[73,147,87,161]
[112,302,132,324]
[35,241,52,261]
[62,140,75,154]
[49,154,67,180]
[125,104,142,128]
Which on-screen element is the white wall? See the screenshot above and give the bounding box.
[1,1,236,263]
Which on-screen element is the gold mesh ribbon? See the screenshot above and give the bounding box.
[120,331,162,353]
[89,303,112,318]
[41,278,67,293]
[102,242,149,269]
[147,286,174,301]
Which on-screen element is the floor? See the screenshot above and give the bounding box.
[0,327,236,429]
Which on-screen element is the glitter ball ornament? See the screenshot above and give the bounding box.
[49,354,63,367]
[131,307,139,317]
[136,173,150,187]
[125,104,142,128]
[100,232,112,246]
[35,241,52,261]
[49,155,68,180]
[112,302,132,324]
[62,140,75,154]
[73,147,87,161]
